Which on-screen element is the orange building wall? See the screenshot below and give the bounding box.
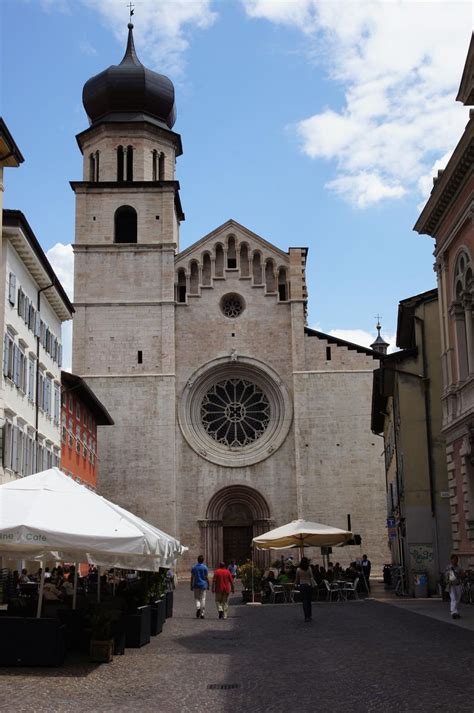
[60,389,98,488]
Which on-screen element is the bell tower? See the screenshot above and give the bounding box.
[71,23,184,533]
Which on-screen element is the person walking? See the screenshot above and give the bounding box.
[212,562,235,619]
[361,554,371,592]
[295,557,316,623]
[445,554,465,619]
[191,555,209,619]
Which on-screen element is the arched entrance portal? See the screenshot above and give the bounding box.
[200,485,274,568]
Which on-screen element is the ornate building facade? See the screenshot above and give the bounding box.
[415,33,474,568]
[72,25,387,569]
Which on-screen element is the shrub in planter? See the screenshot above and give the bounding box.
[239,563,263,602]
[88,606,116,663]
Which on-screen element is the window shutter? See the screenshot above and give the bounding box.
[12,426,18,473]
[8,273,16,305]
[34,312,41,337]
[3,335,9,377]
[13,345,19,386]
[17,288,22,316]
[58,344,62,368]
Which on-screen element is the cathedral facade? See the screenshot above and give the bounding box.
[72,25,387,569]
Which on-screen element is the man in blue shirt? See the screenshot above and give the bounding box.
[191,555,209,618]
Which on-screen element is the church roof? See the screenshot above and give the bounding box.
[305,327,383,359]
[82,23,176,131]
[176,219,292,263]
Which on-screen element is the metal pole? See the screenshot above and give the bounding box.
[36,562,45,619]
[72,562,78,610]
[251,547,254,604]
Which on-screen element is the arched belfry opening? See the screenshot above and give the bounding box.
[114,205,137,243]
[201,485,273,567]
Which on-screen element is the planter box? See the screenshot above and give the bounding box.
[165,590,173,618]
[150,600,165,636]
[124,605,151,648]
[0,617,66,666]
[90,639,114,663]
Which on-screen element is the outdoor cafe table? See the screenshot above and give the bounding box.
[281,582,298,602]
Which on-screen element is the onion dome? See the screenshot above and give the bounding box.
[82,23,176,130]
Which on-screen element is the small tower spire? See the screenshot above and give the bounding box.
[371,316,389,355]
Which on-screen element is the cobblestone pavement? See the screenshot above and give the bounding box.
[1,587,473,713]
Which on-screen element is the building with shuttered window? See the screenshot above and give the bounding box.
[0,210,74,484]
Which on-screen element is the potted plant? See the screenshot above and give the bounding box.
[123,579,151,648]
[146,571,167,636]
[239,562,263,603]
[89,606,115,663]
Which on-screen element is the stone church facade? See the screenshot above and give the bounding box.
[72,25,387,570]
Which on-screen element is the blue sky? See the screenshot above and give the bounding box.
[1,0,473,364]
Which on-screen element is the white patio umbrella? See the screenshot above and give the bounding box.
[252,518,353,549]
[0,468,186,614]
[249,518,353,605]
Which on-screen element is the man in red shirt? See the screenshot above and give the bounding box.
[212,562,235,619]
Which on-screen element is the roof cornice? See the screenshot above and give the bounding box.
[414,117,474,237]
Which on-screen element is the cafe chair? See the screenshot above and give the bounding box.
[341,577,359,600]
[268,581,285,603]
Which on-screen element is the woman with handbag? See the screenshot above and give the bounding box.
[445,554,465,619]
[295,557,316,623]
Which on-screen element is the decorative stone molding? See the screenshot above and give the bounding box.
[179,356,292,467]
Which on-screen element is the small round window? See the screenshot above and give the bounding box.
[221,293,245,318]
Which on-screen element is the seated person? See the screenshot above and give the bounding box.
[61,576,74,598]
[43,581,62,601]
[277,571,289,584]
[19,568,30,584]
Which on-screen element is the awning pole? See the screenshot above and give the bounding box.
[251,547,255,604]
[36,562,45,619]
[72,562,78,610]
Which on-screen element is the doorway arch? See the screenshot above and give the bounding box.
[200,485,274,567]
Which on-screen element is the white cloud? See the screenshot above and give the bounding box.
[326,172,406,209]
[47,243,74,300]
[328,328,396,353]
[243,0,473,207]
[81,0,218,76]
[47,243,74,372]
[417,150,453,207]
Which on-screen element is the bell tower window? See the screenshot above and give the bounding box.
[278,267,288,301]
[89,154,95,182]
[152,150,158,181]
[177,269,187,303]
[227,236,237,269]
[117,145,124,182]
[126,145,134,181]
[114,205,137,244]
[159,152,165,180]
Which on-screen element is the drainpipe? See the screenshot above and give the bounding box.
[35,283,54,456]
[414,315,436,516]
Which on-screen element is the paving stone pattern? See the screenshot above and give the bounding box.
[1,587,473,713]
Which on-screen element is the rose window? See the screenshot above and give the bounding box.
[221,294,244,318]
[201,378,270,447]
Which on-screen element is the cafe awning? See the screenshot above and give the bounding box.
[0,468,185,571]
